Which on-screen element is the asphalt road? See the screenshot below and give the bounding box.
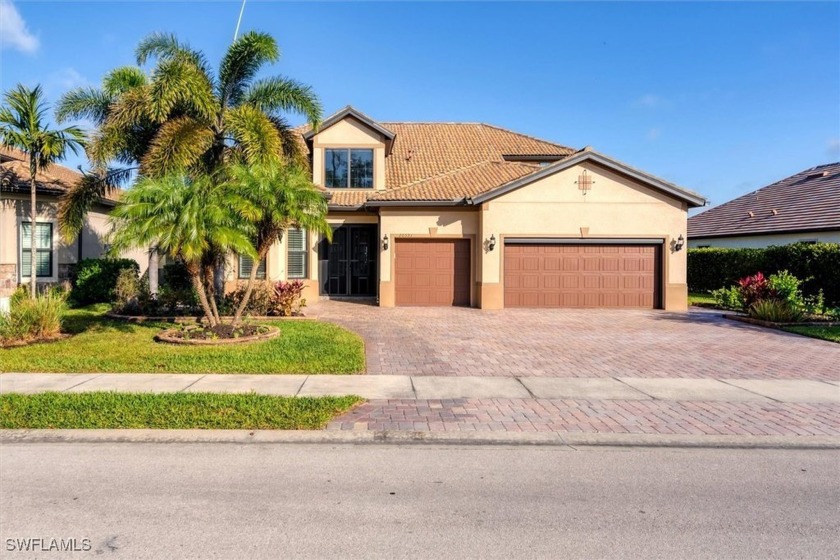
[1,443,838,559]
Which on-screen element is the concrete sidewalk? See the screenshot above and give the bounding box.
[1,373,839,403]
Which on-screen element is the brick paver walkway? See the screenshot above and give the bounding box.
[312,301,840,381]
[327,398,840,436]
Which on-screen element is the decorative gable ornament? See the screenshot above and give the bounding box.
[575,169,595,196]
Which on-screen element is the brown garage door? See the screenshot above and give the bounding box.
[395,239,471,306]
[504,243,660,308]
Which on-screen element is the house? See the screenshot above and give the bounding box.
[0,146,149,299]
[231,106,705,311]
[688,163,840,248]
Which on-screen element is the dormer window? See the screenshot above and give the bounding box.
[325,148,373,189]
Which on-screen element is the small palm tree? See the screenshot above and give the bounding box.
[0,84,85,297]
[224,163,332,325]
[108,172,257,327]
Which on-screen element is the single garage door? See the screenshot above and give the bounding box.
[504,243,660,308]
[395,239,471,306]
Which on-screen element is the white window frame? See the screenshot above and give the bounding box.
[286,227,308,279]
[18,219,58,282]
[238,254,266,280]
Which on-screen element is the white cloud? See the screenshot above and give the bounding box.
[0,0,39,54]
[827,138,840,157]
[51,68,89,90]
[634,94,668,109]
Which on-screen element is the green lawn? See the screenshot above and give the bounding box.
[0,392,362,429]
[688,292,717,306]
[0,306,366,374]
[782,325,840,344]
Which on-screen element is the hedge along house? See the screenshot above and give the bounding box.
[231,107,706,311]
[0,146,150,303]
[688,162,840,249]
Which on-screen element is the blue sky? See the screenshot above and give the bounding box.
[1,1,838,212]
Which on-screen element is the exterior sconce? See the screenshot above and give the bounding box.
[488,234,496,251]
[382,234,389,250]
[674,234,685,252]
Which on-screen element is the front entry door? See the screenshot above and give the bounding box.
[319,225,378,297]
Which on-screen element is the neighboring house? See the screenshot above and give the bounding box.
[0,146,149,298]
[688,163,840,249]
[232,106,705,311]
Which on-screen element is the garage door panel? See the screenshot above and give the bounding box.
[395,239,471,307]
[505,243,659,309]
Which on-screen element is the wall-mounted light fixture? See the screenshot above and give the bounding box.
[488,234,496,251]
[674,234,685,252]
[382,234,389,250]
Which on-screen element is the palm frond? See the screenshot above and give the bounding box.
[103,66,148,96]
[148,54,216,123]
[135,32,211,75]
[55,87,111,124]
[218,31,279,107]
[58,167,133,242]
[224,105,283,166]
[244,76,322,128]
[141,116,214,177]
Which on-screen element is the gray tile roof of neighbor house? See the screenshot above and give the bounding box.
[688,162,840,239]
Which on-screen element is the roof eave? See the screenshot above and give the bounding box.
[365,198,468,208]
[303,106,396,154]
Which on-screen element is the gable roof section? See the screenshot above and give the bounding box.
[688,162,840,238]
[470,149,707,207]
[304,106,396,153]
[0,145,83,196]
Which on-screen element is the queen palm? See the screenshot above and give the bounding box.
[108,172,257,327]
[0,84,85,297]
[224,162,331,325]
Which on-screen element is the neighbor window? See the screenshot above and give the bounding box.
[21,222,53,278]
[238,255,266,279]
[324,148,373,188]
[287,227,308,279]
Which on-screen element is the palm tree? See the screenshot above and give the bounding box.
[224,162,331,325]
[108,173,257,327]
[0,84,85,297]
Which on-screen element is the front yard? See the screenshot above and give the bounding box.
[782,325,840,344]
[0,306,366,374]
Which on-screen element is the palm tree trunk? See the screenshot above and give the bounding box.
[29,168,37,298]
[187,262,217,328]
[231,246,268,327]
[203,263,222,325]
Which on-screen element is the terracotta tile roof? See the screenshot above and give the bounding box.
[688,162,840,238]
[0,145,83,195]
[297,115,576,204]
[371,160,541,202]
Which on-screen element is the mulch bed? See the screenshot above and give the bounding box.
[105,312,312,323]
[723,314,840,328]
[154,325,281,345]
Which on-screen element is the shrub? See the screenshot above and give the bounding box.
[273,280,306,316]
[113,268,143,314]
[0,290,67,345]
[224,281,275,316]
[711,286,744,311]
[737,272,776,308]
[748,299,804,323]
[766,270,804,309]
[72,258,139,305]
[687,242,840,306]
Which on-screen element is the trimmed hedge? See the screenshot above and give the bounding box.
[72,258,140,305]
[688,242,840,306]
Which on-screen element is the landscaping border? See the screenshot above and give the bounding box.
[724,314,840,329]
[154,325,281,345]
[105,312,314,323]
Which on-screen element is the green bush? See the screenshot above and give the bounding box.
[711,286,744,311]
[688,243,840,306]
[0,290,68,345]
[748,299,804,323]
[72,258,139,305]
[766,270,804,309]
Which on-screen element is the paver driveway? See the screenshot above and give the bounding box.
[311,301,840,381]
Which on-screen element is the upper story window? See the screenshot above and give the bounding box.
[325,148,373,189]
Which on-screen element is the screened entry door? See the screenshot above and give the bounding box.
[319,225,378,296]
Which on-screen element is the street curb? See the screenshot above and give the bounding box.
[2,429,839,449]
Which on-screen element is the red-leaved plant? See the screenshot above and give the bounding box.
[273,280,306,316]
[736,272,777,308]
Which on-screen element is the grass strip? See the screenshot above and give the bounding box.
[782,325,840,344]
[0,392,363,430]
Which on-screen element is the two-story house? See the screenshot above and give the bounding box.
[231,106,706,311]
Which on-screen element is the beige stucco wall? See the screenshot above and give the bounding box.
[689,231,840,249]
[311,117,386,191]
[477,161,689,311]
[0,194,149,286]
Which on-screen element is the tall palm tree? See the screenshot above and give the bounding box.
[0,84,85,297]
[108,173,257,327]
[224,162,331,325]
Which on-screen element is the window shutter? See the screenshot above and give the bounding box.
[239,255,266,279]
[287,228,307,279]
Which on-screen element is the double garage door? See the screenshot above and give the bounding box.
[393,239,660,309]
[504,243,660,308]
